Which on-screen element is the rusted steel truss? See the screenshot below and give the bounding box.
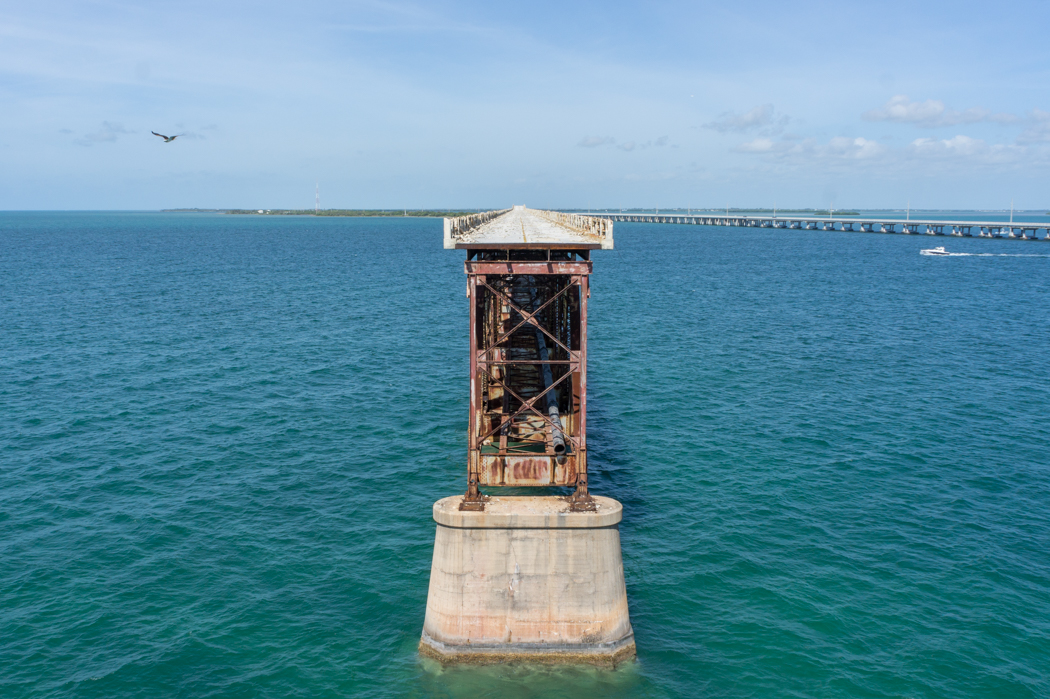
[461,250,594,511]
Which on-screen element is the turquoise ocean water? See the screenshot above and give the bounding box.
[2,212,1049,698]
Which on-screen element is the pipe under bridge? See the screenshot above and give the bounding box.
[569,212,1050,241]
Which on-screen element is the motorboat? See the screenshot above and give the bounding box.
[920,246,950,256]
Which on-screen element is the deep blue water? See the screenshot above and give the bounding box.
[2,212,1049,698]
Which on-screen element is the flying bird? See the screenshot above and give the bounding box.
[152,131,181,143]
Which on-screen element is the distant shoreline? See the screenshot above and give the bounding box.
[157,208,1050,217]
[163,207,867,217]
[162,209,480,217]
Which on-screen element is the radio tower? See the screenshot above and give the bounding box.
[315,182,320,213]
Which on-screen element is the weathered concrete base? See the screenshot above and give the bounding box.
[418,629,636,667]
[420,495,635,667]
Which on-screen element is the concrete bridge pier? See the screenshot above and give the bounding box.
[420,496,635,667]
[431,207,629,667]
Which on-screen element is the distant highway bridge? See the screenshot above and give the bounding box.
[568,212,1050,241]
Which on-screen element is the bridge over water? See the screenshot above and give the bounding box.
[568,212,1050,241]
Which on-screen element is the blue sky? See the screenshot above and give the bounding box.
[2,0,1049,210]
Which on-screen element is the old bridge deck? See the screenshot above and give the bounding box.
[443,206,614,250]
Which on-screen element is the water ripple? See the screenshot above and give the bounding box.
[1,213,1048,697]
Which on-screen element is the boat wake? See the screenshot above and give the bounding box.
[921,249,1050,258]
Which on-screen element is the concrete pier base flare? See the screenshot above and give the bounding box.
[419,495,635,667]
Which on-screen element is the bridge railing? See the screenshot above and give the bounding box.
[443,209,512,248]
[536,210,614,249]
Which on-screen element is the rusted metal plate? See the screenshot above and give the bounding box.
[465,261,592,275]
[479,455,578,486]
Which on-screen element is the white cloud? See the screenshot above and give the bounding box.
[1018,109,1050,144]
[704,104,786,133]
[863,95,1017,127]
[906,135,1029,165]
[864,96,944,124]
[827,136,886,159]
[911,135,987,156]
[76,121,132,145]
[732,131,1046,173]
[577,136,614,148]
[578,136,669,152]
[734,135,886,160]
[619,136,668,151]
[736,137,774,153]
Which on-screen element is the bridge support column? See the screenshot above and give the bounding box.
[421,495,635,667]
